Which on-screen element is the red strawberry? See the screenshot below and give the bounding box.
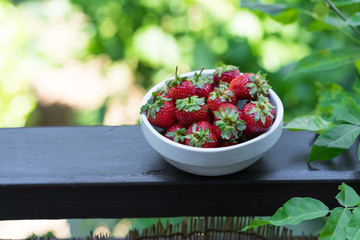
[189,68,214,100]
[207,82,237,113]
[166,67,195,101]
[218,138,241,147]
[140,92,176,129]
[185,121,218,148]
[242,95,276,139]
[212,103,246,140]
[164,124,187,144]
[213,62,241,86]
[157,85,171,98]
[229,71,271,100]
[175,96,211,128]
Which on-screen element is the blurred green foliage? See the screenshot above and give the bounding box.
[68,0,359,122]
[0,1,37,127]
[1,0,359,126]
[0,0,358,128]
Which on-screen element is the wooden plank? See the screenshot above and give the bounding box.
[0,126,359,219]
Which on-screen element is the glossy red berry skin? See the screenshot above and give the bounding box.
[229,73,257,100]
[242,102,275,139]
[175,103,210,128]
[194,83,214,100]
[164,124,187,144]
[145,99,176,130]
[213,66,241,86]
[207,89,237,114]
[168,79,195,101]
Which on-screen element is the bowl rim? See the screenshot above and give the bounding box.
[140,69,284,153]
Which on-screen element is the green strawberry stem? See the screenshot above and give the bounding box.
[186,124,214,147]
[246,71,271,98]
[247,95,275,125]
[193,68,204,82]
[214,106,246,139]
[140,93,171,119]
[215,60,239,77]
[166,66,188,87]
[176,96,204,112]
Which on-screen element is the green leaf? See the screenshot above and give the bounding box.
[325,13,360,27]
[165,131,176,137]
[309,124,360,161]
[271,8,298,24]
[347,206,360,240]
[333,97,360,125]
[358,142,360,161]
[317,83,345,109]
[347,12,360,26]
[287,48,360,78]
[240,0,287,15]
[332,0,360,6]
[267,197,329,225]
[241,219,270,231]
[353,78,360,94]
[319,207,352,240]
[316,82,355,119]
[308,20,335,31]
[242,197,329,231]
[284,115,334,134]
[336,183,360,207]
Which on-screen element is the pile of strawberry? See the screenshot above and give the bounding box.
[140,63,275,148]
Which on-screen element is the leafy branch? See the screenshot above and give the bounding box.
[284,79,360,161]
[324,0,360,39]
[242,183,360,239]
[241,0,360,44]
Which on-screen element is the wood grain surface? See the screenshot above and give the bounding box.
[0,126,359,219]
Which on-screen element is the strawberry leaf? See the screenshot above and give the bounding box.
[213,111,222,119]
[165,132,176,137]
[254,111,261,123]
[236,120,246,131]
[222,128,233,140]
[176,96,205,112]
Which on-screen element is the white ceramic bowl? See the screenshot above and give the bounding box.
[140,69,284,176]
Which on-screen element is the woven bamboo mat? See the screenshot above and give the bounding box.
[25,217,318,240]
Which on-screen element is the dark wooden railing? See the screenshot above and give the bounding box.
[0,125,359,220]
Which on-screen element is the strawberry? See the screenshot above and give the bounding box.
[140,92,176,129]
[213,62,241,86]
[164,124,187,144]
[189,68,214,100]
[218,138,241,147]
[242,95,276,139]
[185,121,218,148]
[207,82,237,114]
[157,85,171,98]
[175,95,211,128]
[166,67,195,101]
[212,103,246,140]
[229,71,271,100]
